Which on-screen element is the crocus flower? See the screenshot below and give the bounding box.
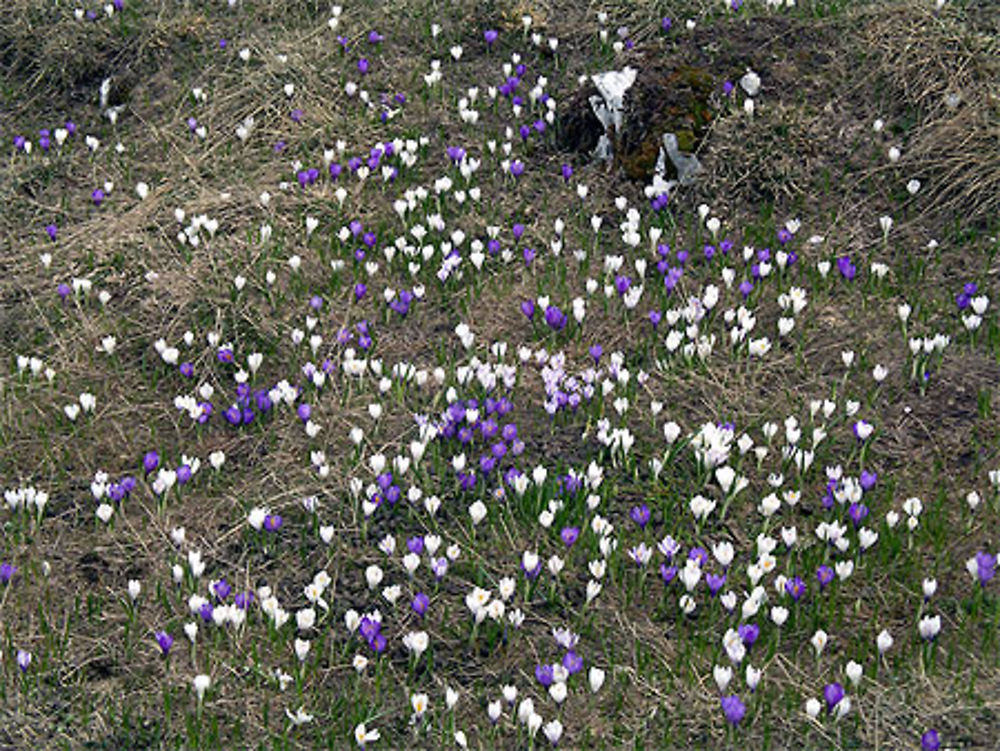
[535,663,555,687]
[561,163,573,183]
[509,160,525,178]
[974,551,995,586]
[837,256,856,280]
[213,579,231,600]
[563,651,583,674]
[738,623,760,646]
[661,17,673,31]
[823,683,845,712]
[921,729,940,751]
[45,224,57,241]
[143,451,160,474]
[816,565,834,590]
[0,562,16,584]
[155,631,174,656]
[358,58,370,75]
[660,564,678,584]
[629,504,650,529]
[58,283,72,300]
[859,470,877,491]
[560,527,580,547]
[412,592,430,616]
[706,572,726,595]
[848,503,869,527]
[720,695,746,726]
[92,188,105,206]
[484,29,498,47]
[544,305,566,331]
[263,514,283,532]
[785,576,806,601]
[16,650,31,673]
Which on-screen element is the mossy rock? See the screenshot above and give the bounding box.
[558,64,715,182]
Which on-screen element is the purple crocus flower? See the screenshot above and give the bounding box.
[91,188,105,206]
[921,729,940,751]
[45,224,58,241]
[358,58,370,75]
[629,504,650,529]
[706,572,726,595]
[179,362,194,379]
[816,565,834,590]
[234,592,254,609]
[848,503,869,527]
[721,695,746,726]
[0,563,16,584]
[412,592,430,617]
[722,80,734,96]
[143,451,160,474]
[155,631,174,656]
[561,163,573,183]
[16,650,31,673]
[199,602,214,623]
[213,579,231,600]
[263,514,283,532]
[785,576,806,601]
[738,623,759,646]
[975,551,995,586]
[58,283,72,300]
[859,471,877,491]
[777,227,792,245]
[509,160,525,178]
[544,305,566,331]
[535,663,555,687]
[359,617,380,643]
[354,283,367,301]
[837,256,856,280]
[824,683,845,712]
[484,29,498,47]
[738,280,754,298]
[660,564,678,584]
[563,651,583,674]
[407,536,424,555]
[176,464,192,485]
[560,527,580,547]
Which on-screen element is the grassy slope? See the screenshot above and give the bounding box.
[1,0,999,748]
